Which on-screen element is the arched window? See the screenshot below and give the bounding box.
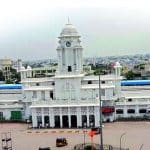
[139,109,146,113]
[116,109,124,114]
[88,80,92,84]
[127,109,135,114]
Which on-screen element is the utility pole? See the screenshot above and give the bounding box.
[99,75,103,150]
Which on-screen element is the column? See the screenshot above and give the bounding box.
[41,108,45,127]
[68,108,71,128]
[135,104,139,117]
[49,108,54,128]
[32,108,37,128]
[77,107,82,127]
[87,106,89,127]
[60,108,62,128]
[94,106,100,127]
[124,105,127,118]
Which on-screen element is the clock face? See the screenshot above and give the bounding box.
[66,41,71,47]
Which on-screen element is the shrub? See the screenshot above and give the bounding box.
[84,145,96,150]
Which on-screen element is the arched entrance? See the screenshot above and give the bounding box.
[89,115,95,127]
[62,115,69,128]
[71,115,77,128]
[82,115,87,127]
[54,115,60,128]
[44,116,50,128]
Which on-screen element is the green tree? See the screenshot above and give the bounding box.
[125,70,135,80]
[0,70,4,81]
[5,79,13,84]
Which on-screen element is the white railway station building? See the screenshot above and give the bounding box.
[20,22,122,128]
[1,22,150,128]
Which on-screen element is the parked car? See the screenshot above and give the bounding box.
[56,138,68,147]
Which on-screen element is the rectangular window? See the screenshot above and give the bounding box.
[101,89,105,96]
[128,99,132,102]
[139,109,146,113]
[41,91,45,100]
[32,91,37,98]
[50,91,53,99]
[101,81,105,84]
[68,66,72,72]
[88,81,92,84]
[116,109,124,114]
[127,109,135,114]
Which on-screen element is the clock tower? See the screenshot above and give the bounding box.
[55,22,84,101]
[56,22,83,75]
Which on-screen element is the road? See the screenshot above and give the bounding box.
[0,121,149,150]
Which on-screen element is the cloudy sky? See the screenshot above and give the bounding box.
[0,0,150,60]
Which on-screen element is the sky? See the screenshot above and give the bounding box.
[0,0,150,60]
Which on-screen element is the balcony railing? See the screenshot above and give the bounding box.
[31,98,100,106]
[0,104,23,109]
[116,100,150,105]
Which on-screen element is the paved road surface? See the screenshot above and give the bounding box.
[0,122,149,150]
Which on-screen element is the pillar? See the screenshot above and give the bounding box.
[32,108,37,128]
[87,106,89,127]
[68,108,71,128]
[94,106,100,127]
[60,108,62,128]
[77,107,82,127]
[135,104,139,117]
[41,108,45,127]
[49,108,54,127]
[124,105,127,118]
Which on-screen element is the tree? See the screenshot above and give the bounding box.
[0,70,4,81]
[5,79,13,84]
[125,70,135,80]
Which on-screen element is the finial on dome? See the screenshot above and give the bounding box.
[67,17,70,24]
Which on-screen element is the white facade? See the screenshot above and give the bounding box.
[0,89,23,120]
[20,23,121,128]
[1,23,150,126]
[115,86,150,119]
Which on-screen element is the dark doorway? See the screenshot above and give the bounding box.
[71,115,77,128]
[50,91,53,99]
[82,115,87,127]
[54,116,60,128]
[62,115,69,128]
[37,116,42,128]
[89,115,95,127]
[44,116,50,127]
[68,66,72,72]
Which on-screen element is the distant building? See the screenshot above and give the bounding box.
[0,84,23,120]
[13,59,23,73]
[141,61,150,79]
[0,58,13,81]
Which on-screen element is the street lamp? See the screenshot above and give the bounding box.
[99,75,104,150]
[83,122,87,149]
[120,133,126,150]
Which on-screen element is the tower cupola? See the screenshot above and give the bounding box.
[56,22,83,75]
